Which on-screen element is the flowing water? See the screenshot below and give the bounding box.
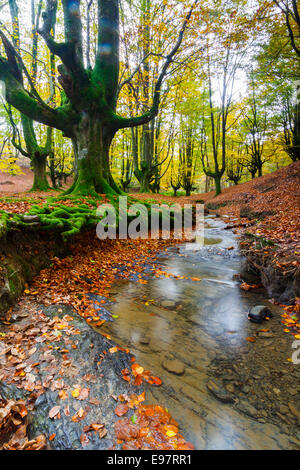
[97,217,299,450]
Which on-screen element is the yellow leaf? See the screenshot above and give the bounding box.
[166,430,177,438]
[109,347,118,354]
[72,388,80,398]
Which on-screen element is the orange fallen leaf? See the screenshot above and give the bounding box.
[49,406,61,419]
[115,404,129,417]
[246,337,256,343]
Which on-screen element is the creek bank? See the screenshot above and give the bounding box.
[0,230,70,318]
[207,303,300,438]
[239,235,300,304]
[0,302,145,450]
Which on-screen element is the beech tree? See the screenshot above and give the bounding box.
[3,0,54,191]
[0,0,198,196]
[272,0,300,58]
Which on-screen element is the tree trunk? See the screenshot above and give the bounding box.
[31,153,50,191]
[214,174,222,196]
[67,118,120,196]
[139,172,151,193]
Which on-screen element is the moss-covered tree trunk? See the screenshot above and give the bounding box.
[31,153,49,191]
[214,174,222,196]
[21,115,51,191]
[5,0,52,192]
[67,118,119,196]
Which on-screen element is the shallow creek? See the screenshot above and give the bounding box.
[97,216,300,450]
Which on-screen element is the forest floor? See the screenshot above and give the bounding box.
[0,162,299,450]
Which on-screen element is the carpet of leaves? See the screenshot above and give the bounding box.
[0,230,196,450]
[0,395,46,450]
[114,396,194,450]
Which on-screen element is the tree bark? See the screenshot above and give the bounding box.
[66,117,120,196]
[31,153,49,191]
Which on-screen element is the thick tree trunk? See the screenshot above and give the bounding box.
[31,153,50,192]
[66,118,121,196]
[140,173,151,193]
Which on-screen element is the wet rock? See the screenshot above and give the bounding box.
[289,437,300,448]
[0,304,141,450]
[162,358,185,376]
[225,384,235,394]
[139,336,150,345]
[161,300,176,309]
[279,405,289,415]
[248,305,273,324]
[206,380,235,403]
[236,400,258,418]
[288,403,300,419]
[257,332,274,339]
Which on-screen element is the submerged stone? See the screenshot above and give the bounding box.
[161,300,176,309]
[248,305,273,323]
[206,379,235,403]
[162,358,185,376]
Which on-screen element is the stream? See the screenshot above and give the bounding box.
[1,216,299,450]
[97,216,300,450]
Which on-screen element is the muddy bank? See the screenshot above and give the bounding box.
[241,249,300,304]
[238,228,300,304]
[0,230,70,318]
[0,302,143,450]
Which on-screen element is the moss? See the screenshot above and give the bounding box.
[14,254,32,281]
[5,265,19,295]
[0,211,9,239]
[0,193,184,243]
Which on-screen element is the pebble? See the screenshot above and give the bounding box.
[161,300,176,309]
[206,380,235,403]
[225,384,235,394]
[139,336,150,345]
[162,358,185,375]
[237,400,259,418]
[279,405,289,415]
[257,332,274,339]
[288,402,300,419]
